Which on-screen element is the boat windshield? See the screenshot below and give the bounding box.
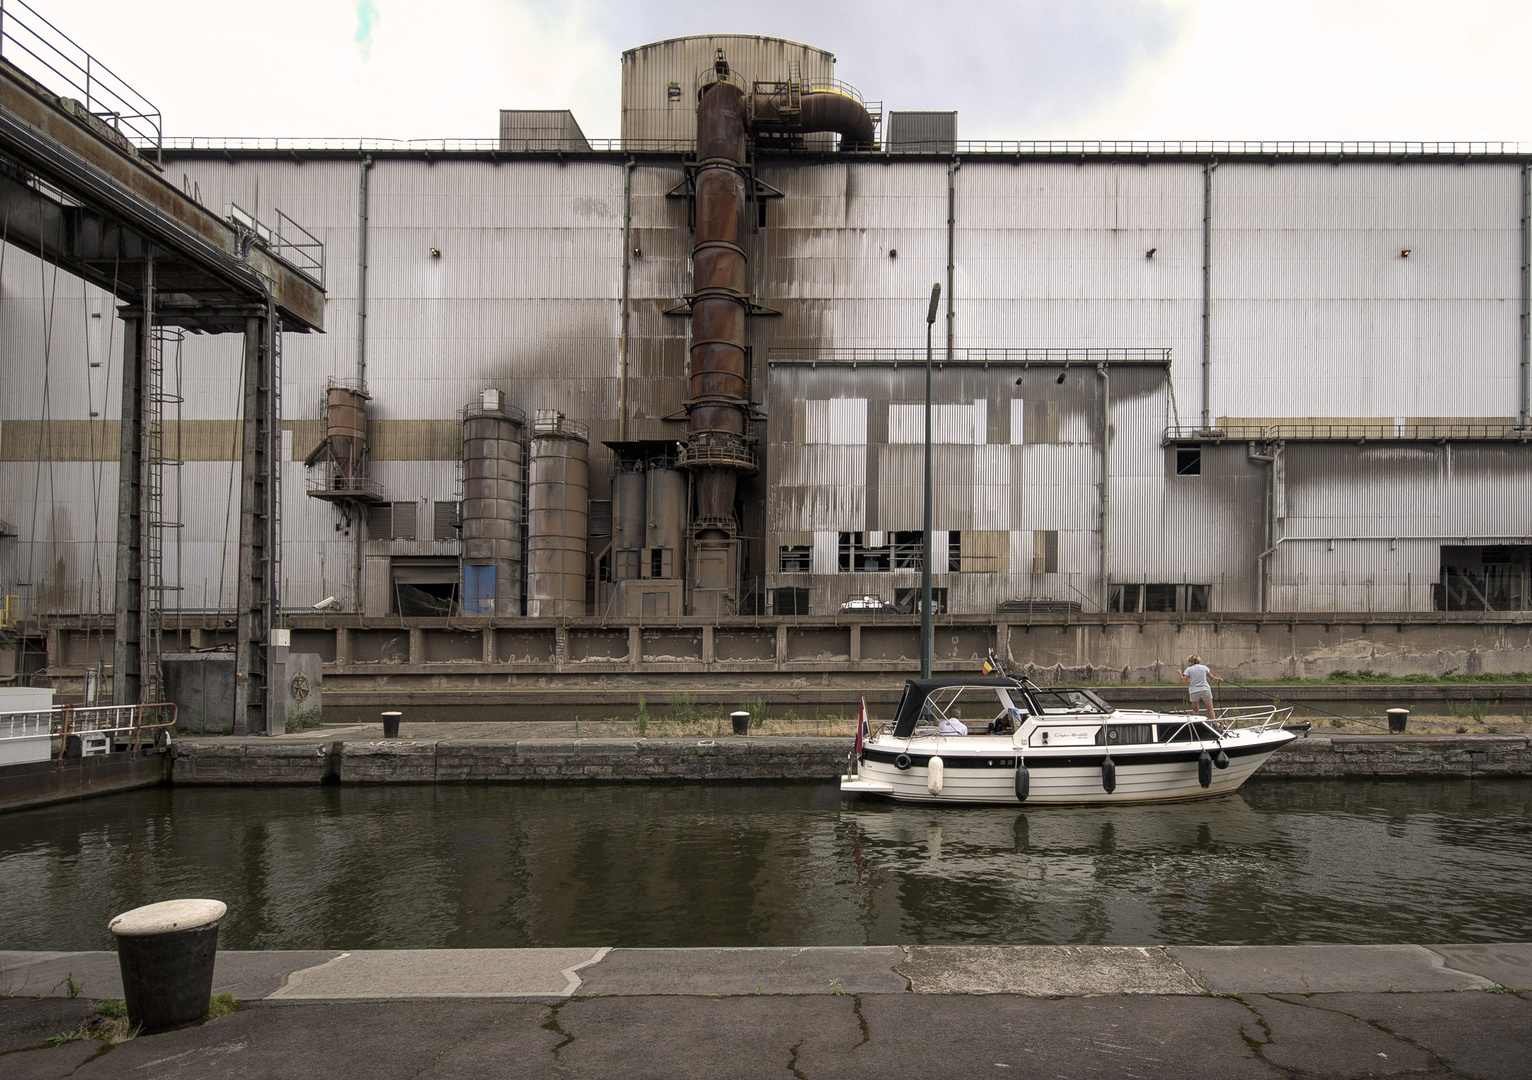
[914,685,1019,732]
[1025,687,1111,715]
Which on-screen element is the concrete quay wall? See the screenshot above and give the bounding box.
[169,734,1532,786]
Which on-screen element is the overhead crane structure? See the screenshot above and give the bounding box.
[0,43,326,734]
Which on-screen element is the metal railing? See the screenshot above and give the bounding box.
[772,346,1172,367]
[1165,422,1532,444]
[151,136,1532,159]
[0,0,162,162]
[305,470,384,502]
[0,702,176,758]
[227,202,325,287]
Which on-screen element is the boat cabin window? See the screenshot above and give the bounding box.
[1105,723,1155,746]
[1156,721,1220,742]
[1025,688,1110,715]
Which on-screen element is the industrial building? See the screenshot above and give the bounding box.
[1,28,1530,718]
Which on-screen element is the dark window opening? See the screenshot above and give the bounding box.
[771,587,810,615]
[778,545,811,573]
[893,586,948,614]
[891,531,924,570]
[650,548,664,578]
[1110,583,1213,613]
[1436,545,1531,611]
[948,530,962,573]
[838,532,891,573]
[433,501,460,541]
[1175,444,1202,476]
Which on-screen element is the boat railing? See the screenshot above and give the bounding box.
[1214,705,1295,733]
[0,702,177,758]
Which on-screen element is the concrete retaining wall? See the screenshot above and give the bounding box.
[170,734,1532,786]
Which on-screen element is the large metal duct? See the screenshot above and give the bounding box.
[525,412,590,617]
[752,89,877,150]
[461,389,525,616]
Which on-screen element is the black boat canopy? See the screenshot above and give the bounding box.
[889,678,1029,738]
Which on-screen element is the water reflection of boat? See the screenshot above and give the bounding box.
[842,665,1299,806]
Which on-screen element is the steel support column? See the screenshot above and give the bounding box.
[233,311,275,734]
[111,302,146,705]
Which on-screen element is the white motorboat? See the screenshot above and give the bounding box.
[841,663,1300,805]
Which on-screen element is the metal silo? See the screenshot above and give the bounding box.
[645,459,687,579]
[611,459,647,582]
[525,412,590,617]
[460,389,525,616]
[324,383,369,481]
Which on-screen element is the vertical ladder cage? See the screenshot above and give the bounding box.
[143,324,184,704]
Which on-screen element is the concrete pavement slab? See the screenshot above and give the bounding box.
[897,945,1204,996]
[1168,944,1497,993]
[1427,943,1532,990]
[0,952,120,999]
[267,947,610,1000]
[1235,992,1437,1076]
[1270,990,1532,1080]
[576,946,908,996]
[0,950,343,1001]
[820,993,1274,1080]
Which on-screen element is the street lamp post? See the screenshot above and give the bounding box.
[922,282,941,679]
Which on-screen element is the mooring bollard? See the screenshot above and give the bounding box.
[381,711,402,738]
[731,710,750,736]
[1387,708,1409,733]
[108,899,226,1033]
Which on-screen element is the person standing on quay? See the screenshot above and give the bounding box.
[1179,654,1223,721]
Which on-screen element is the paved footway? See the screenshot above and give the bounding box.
[1,945,1528,1078]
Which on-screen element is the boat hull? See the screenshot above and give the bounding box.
[842,733,1295,806]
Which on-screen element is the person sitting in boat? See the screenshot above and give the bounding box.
[937,715,968,736]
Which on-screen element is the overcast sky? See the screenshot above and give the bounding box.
[24,0,1532,143]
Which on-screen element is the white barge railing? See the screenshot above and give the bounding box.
[0,703,176,762]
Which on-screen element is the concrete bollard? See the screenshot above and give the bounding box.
[108,899,226,1033]
[1387,708,1409,733]
[381,711,402,738]
[731,711,750,736]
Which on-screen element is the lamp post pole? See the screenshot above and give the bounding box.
[922,283,941,679]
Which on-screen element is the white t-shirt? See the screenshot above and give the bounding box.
[1184,664,1211,694]
[938,717,968,736]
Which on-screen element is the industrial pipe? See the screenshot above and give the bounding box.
[751,89,876,151]
[687,70,752,532]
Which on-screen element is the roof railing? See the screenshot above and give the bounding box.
[0,0,163,164]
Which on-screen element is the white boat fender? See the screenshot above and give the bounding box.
[895,754,912,771]
[1014,761,1030,802]
[1101,754,1116,794]
[927,756,944,795]
[1198,750,1213,788]
[1215,748,1230,770]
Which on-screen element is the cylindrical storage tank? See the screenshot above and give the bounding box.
[325,384,369,479]
[646,462,687,569]
[525,413,589,617]
[611,461,647,581]
[620,36,836,147]
[461,393,525,616]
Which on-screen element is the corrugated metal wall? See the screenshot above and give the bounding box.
[2,152,1528,619]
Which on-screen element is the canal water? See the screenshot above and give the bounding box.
[3,780,1529,952]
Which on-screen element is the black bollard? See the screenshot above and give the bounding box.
[109,899,226,1033]
[1387,708,1408,733]
[730,711,750,735]
[381,711,402,738]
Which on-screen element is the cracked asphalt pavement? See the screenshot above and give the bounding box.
[3,989,1529,1079]
[3,944,1529,1078]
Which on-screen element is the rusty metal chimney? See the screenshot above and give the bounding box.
[682,52,756,614]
